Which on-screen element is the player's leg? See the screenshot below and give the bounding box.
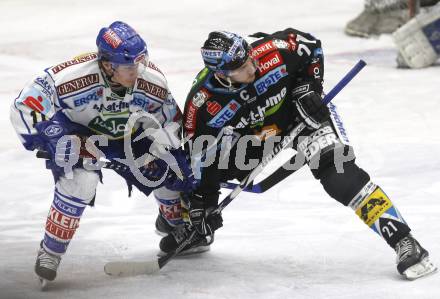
[154,186,185,236]
[297,103,436,279]
[35,168,99,282]
[345,0,439,37]
[155,187,212,255]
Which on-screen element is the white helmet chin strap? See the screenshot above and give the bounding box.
[214,72,233,89]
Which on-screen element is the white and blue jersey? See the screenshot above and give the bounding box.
[10,53,182,151]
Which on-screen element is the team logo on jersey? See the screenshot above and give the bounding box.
[137,79,167,100]
[57,74,100,96]
[207,100,241,128]
[51,53,98,74]
[254,65,288,95]
[257,51,283,75]
[43,124,64,137]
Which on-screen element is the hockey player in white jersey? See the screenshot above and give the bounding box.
[10,21,204,287]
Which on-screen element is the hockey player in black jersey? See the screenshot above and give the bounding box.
[160,28,437,280]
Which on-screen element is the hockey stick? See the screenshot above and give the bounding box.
[37,150,296,194]
[103,59,367,277]
[219,153,304,193]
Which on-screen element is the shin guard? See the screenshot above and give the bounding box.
[349,181,411,247]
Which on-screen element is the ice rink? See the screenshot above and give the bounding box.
[1,0,439,298]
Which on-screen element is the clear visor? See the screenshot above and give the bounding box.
[112,55,149,73]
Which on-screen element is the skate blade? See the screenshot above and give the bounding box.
[344,27,371,38]
[38,277,48,291]
[155,229,168,237]
[403,256,438,280]
[157,245,210,257]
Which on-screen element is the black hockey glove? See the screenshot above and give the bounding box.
[294,91,330,130]
[189,193,223,236]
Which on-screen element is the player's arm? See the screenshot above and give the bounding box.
[280,28,329,129]
[10,72,57,151]
[183,89,224,236]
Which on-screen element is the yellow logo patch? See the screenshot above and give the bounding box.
[355,187,392,227]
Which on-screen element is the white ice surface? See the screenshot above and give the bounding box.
[0,0,439,298]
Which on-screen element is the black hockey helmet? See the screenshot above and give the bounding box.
[200,31,251,74]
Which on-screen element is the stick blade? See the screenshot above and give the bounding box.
[104,260,160,277]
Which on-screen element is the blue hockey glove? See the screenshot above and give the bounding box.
[162,149,197,192]
[34,112,81,175]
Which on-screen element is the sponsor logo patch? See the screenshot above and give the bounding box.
[257,51,283,75]
[130,96,151,112]
[251,41,275,60]
[147,61,165,76]
[88,116,132,139]
[287,33,298,51]
[103,29,122,49]
[254,65,288,95]
[191,88,211,107]
[158,199,182,222]
[51,53,98,74]
[73,88,103,107]
[356,187,392,227]
[273,39,289,49]
[21,88,52,115]
[206,101,222,116]
[46,206,81,240]
[57,74,99,96]
[207,100,241,128]
[137,79,168,100]
[201,49,223,59]
[297,126,340,161]
[34,76,54,97]
[328,103,350,145]
[184,101,198,136]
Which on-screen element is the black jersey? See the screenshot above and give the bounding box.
[183,28,324,200]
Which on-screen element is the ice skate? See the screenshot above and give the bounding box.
[158,223,212,257]
[395,234,437,280]
[155,213,175,237]
[35,243,61,289]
